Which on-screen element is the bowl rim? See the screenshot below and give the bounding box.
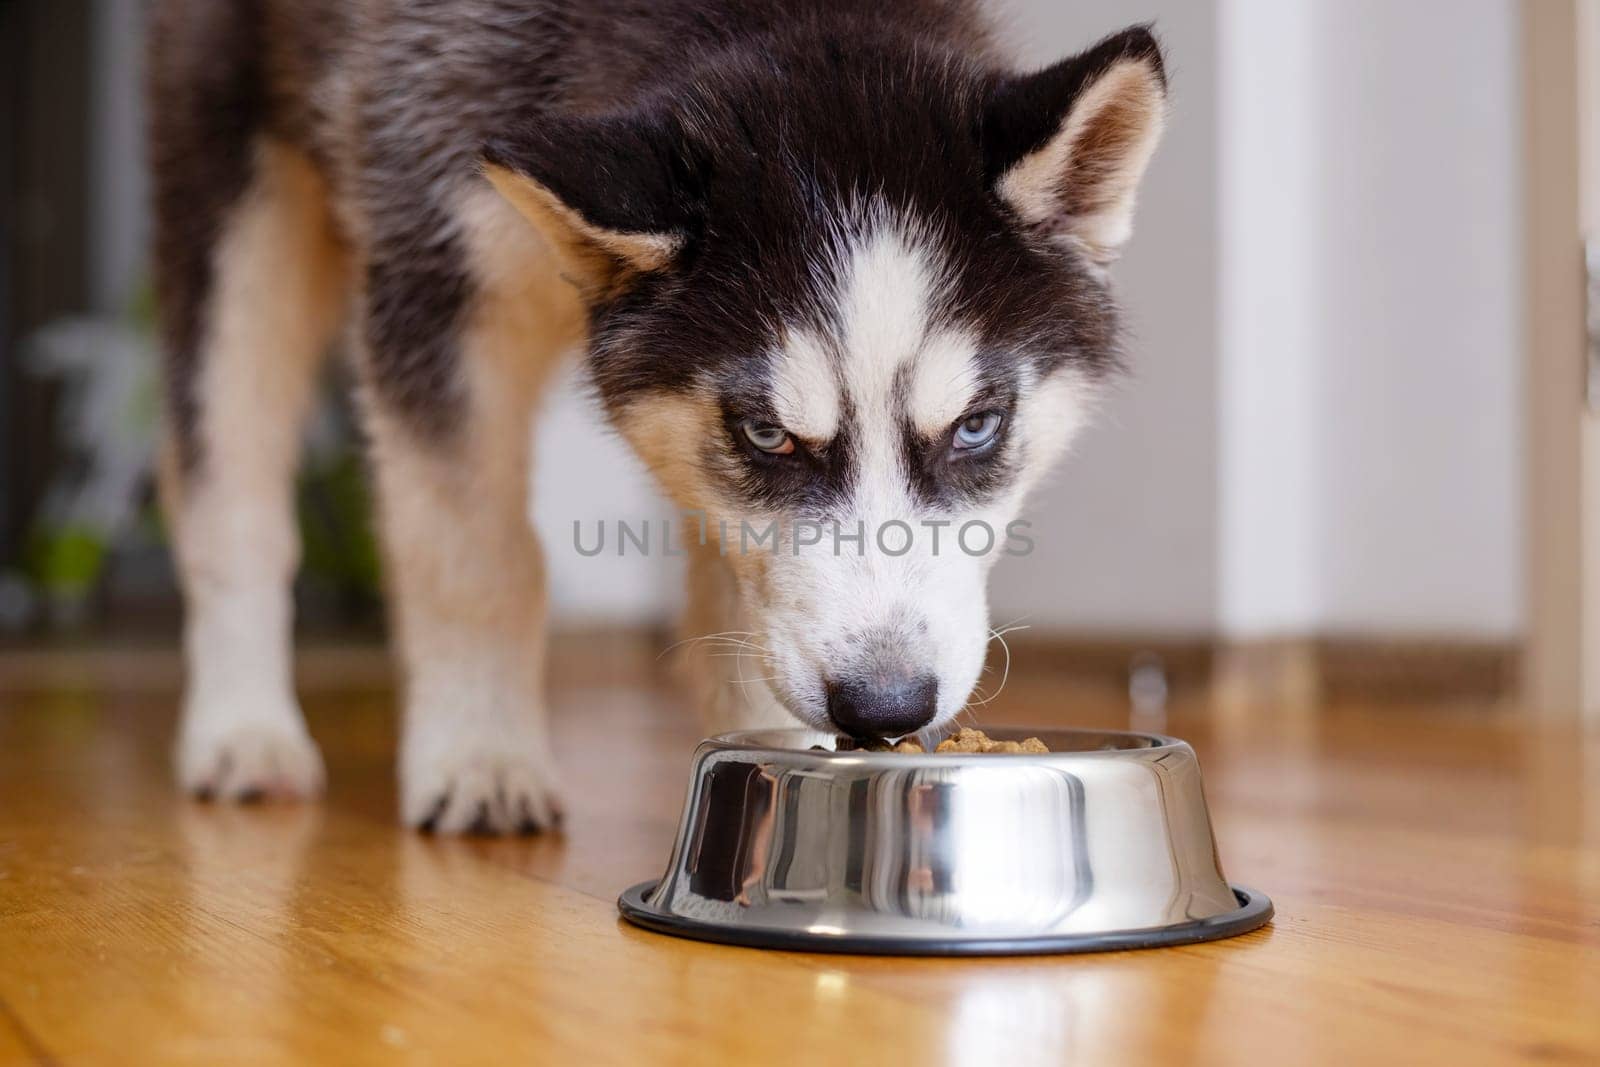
[618,880,1273,956]
[700,725,1192,763]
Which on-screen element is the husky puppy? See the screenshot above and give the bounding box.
[147,0,1166,833]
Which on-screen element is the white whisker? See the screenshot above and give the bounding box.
[964,624,1015,711]
[657,630,771,660]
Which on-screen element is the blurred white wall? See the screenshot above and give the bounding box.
[1216,0,1323,635]
[1000,0,1523,640]
[1310,0,1521,636]
[1218,0,1522,638]
[531,372,681,625]
[987,0,1224,635]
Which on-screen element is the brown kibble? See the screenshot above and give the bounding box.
[932,727,1050,754]
[832,727,1048,755]
[935,727,987,753]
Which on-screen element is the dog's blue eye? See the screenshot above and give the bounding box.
[741,421,795,455]
[952,411,1003,451]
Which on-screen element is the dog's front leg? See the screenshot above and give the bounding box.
[365,374,562,833]
[361,199,577,834]
[162,142,346,801]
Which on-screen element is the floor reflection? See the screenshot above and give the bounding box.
[175,801,322,1060]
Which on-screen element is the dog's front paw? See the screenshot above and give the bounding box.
[177,709,325,802]
[401,727,563,835]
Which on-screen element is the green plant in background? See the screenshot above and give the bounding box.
[24,525,105,601]
[297,443,384,624]
[17,303,158,627]
[12,282,384,631]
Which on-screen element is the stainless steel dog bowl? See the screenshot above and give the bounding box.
[619,726,1270,955]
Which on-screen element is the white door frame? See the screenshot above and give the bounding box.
[1583,3,1600,722]
[1522,0,1594,720]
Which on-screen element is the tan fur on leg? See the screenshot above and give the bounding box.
[367,187,583,834]
[166,140,348,800]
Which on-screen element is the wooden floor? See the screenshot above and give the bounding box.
[1,641,1598,1066]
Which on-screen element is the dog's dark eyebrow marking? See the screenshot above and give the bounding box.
[713,364,788,424]
[901,375,1022,508]
[714,390,860,515]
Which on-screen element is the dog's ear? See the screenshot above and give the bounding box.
[481,110,701,293]
[984,25,1167,266]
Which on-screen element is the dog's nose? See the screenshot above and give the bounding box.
[825,674,938,737]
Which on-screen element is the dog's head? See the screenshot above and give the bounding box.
[484,25,1166,736]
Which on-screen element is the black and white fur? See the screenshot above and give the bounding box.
[147,0,1167,833]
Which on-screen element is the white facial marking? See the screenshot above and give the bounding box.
[769,329,840,442]
[907,327,982,437]
[836,223,939,409]
[1011,365,1095,476]
[833,223,941,517]
[739,216,994,728]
